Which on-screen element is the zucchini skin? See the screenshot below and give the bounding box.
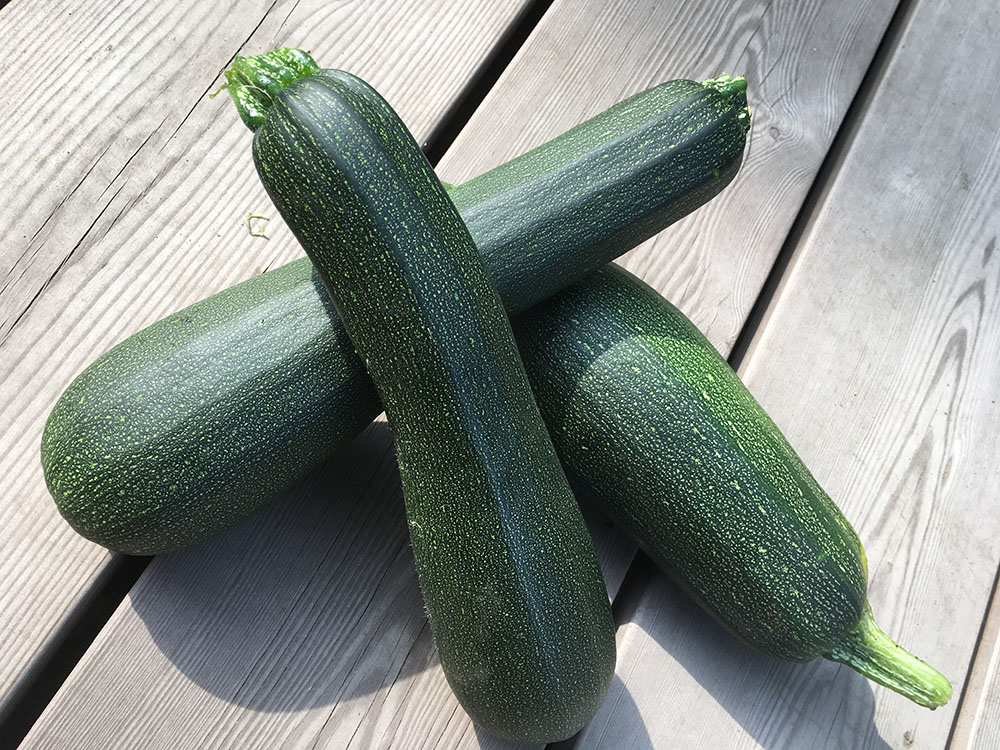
[42,73,750,555]
[515,264,867,660]
[515,264,951,706]
[247,62,615,742]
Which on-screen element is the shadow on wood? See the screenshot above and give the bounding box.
[129,419,441,712]
[547,674,654,750]
[601,556,893,749]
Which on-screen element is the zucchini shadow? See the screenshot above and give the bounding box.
[128,420,655,746]
[469,675,654,750]
[598,554,894,749]
[131,419,446,715]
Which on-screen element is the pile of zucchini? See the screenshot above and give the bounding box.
[41,48,950,742]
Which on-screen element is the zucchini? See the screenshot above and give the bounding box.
[228,49,615,742]
[42,61,750,555]
[513,263,952,708]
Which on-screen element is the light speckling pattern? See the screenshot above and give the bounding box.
[249,67,615,743]
[41,259,380,553]
[514,264,868,662]
[42,73,750,555]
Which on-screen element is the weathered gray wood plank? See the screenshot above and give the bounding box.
[0,0,530,724]
[17,0,902,747]
[577,0,1000,746]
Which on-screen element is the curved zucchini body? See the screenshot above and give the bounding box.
[514,263,952,708]
[236,51,615,742]
[42,63,750,555]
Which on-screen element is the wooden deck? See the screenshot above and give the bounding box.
[2,0,999,747]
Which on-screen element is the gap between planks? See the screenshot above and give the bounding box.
[947,563,1000,748]
[726,0,917,374]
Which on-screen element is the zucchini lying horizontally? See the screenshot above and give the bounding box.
[41,59,750,555]
[514,263,952,708]
[229,49,615,743]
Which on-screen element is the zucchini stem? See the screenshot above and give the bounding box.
[702,75,751,133]
[825,603,952,708]
[215,48,319,131]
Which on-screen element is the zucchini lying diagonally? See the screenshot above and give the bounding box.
[514,263,952,708]
[41,58,750,555]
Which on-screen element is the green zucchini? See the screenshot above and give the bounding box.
[42,61,750,555]
[228,49,615,742]
[513,263,952,708]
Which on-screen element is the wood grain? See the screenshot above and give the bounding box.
[576,0,1000,746]
[0,0,529,723]
[15,0,906,747]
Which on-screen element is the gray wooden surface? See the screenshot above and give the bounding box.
[0,0,530,725]
[3,0,1000,747]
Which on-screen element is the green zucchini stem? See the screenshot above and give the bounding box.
[825,603,952,708]
[215,48,319,131]
[702,74,751,133]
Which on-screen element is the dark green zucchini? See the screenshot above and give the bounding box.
[513,263,952,708]
[42,60,750,555]
[229,49,615,742]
